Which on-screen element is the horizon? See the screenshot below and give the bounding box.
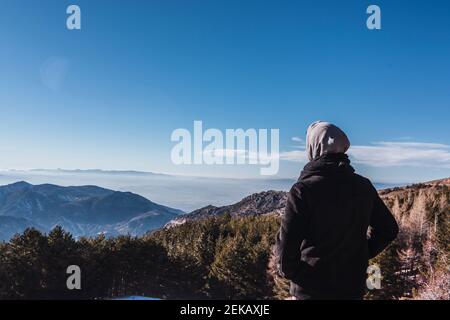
[1,167,444,213]
[0,166,435,184]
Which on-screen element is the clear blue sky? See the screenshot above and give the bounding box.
[0,0,449,182]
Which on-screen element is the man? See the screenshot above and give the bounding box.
[275,121,399,300]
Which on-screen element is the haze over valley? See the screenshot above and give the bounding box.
[0,169,398,213]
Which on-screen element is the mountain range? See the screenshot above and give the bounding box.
[0,181,183,241]
[1,178,448,242]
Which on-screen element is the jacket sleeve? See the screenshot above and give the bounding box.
[368,194,399,259]
[275,184,309,281]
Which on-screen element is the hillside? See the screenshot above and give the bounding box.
[379,180,449,238]
[0,181,184,241]
[166,190,286,227]
[373,180,449,299]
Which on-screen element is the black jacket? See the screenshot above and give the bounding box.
[275,153,399,299]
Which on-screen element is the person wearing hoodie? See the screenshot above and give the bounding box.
[275,121,399,300]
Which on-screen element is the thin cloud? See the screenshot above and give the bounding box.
[202,148,277,164]
[279,150,308,162]
[291,137,304,143]
[280,141,450,168]
[349,142,450,168]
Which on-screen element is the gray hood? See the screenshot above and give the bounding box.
[306,121,350,161]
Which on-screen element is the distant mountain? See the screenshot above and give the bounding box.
[166,190,287,227]
[0,181,184,241]
[28,169,171,176]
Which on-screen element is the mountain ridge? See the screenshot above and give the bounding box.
[0,181,184,241]
[166,178,450,227]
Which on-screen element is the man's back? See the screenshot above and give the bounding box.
[275,153,399,299]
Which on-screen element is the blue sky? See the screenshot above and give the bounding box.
[0,0,449,183]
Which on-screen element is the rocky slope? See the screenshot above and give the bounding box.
[166,190,287,227]
[379,179,449,234]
